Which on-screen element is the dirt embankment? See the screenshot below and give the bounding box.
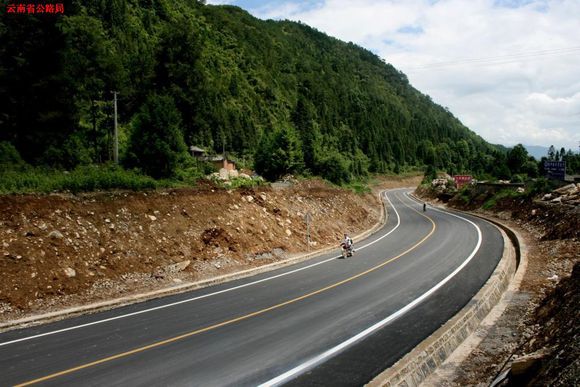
[418,188,579,386]
[0,176,421,324]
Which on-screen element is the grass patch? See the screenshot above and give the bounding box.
[482,189,523,210]
[0,165,161,194]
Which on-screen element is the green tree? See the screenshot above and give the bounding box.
[507,144,529,174]
[547,145,556,160]
[317,148,351,184]
[254,125,304,180]
[126,94,187,178]
[423,164,437,183]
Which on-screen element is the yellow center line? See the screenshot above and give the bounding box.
[16,192,435,387]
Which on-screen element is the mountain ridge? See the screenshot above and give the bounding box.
[0,0,505,181]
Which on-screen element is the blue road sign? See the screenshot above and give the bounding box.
[544,161,566,180]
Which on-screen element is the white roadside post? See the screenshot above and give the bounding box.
[305,212,312,251]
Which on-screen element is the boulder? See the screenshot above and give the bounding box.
[228,169,239,178]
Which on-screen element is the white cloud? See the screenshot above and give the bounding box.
[206,0,236,5]
[239,0,580,150]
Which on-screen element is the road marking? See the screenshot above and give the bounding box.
[259,193,482,386]
[0,192,400,348]
[14,192,432,387]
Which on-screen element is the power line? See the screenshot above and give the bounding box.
[404,46,580,71]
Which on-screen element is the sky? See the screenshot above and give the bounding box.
[207,0,580,151]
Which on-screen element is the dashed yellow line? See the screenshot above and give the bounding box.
[16,193,435,386]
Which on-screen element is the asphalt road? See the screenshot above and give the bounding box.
[0,189,503,386]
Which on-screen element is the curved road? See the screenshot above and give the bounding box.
[0,189,503,386]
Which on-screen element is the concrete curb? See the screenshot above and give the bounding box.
[367,208,525,387]
[0,190,388,332]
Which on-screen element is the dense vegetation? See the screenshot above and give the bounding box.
[1,0,576,192]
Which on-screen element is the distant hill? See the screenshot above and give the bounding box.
[524,145,549,160]
[0,0,503,181]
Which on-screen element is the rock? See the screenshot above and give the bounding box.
[542,193,552,201]
[147,215,157,221]
[239,173,251,179]
[219,168,229,180]
[285,229,292,236]
[517,187,525,193]
[64,267,76,277]
[554,183,577,195]
[246,195,254,203]
[511,350,549,377]
[48,230,64,239]
[173,278,183,284]
[104,218,111,223]
[228,169,239,179]
[165,260,191,273]
[550,197,562,204]
[259,193,267,201]
[272,248,286,257]
[255,252,273,260]
[548,274,559,281]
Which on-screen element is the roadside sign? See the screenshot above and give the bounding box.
[544,161,566,180]
[454,175,472,188]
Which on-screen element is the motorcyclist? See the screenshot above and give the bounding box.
[341,233,354,253]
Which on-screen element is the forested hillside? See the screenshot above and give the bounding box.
[0,0,504,184]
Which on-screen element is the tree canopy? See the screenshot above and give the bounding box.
[0,0,519,181]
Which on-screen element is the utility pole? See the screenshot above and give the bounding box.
[113,91,119,164]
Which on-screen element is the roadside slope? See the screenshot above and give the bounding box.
[0,176,420,324]
[418,185,579,386]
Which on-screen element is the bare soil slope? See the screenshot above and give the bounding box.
[0,176,420,324]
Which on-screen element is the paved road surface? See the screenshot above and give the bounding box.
[0,189,503,386]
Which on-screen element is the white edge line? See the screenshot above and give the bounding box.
[259,193,483,387]
[0,192,401,348]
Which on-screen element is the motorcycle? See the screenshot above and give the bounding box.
[340,242,354,258]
